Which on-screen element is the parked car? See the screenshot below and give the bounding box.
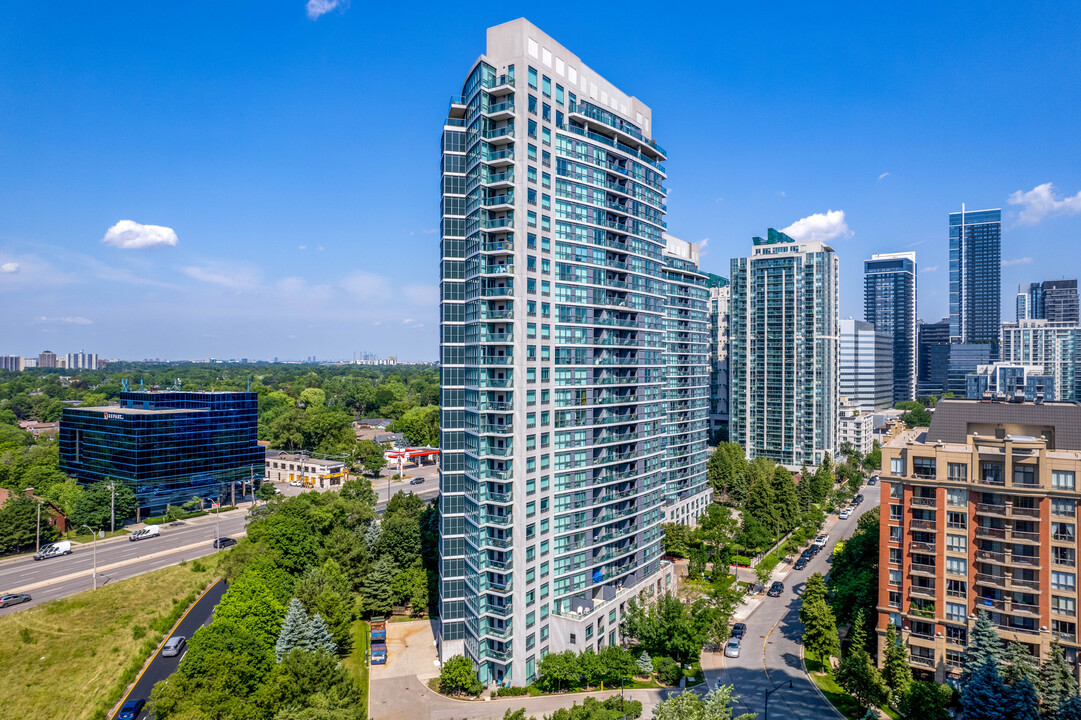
[815,534,830,546]
[839,508,853,520]
[0,593,31,608]
[116,698,146,720]
[410,477,425,485]
[730,622,746,640]
[868,476,879,485]
[767,581,785,597]
[213,537,237,549]
[794,557,808,571]
[800,548,815,560]
[129,526,160,542]
[33,541,72,561]
[162,635,186,657]
[724,639,741,658]
[854,493,865,505]
[810,543,824,555]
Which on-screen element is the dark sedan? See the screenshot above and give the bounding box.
[794,558,808,571]
[767,581,785,597]
[212,537,237,549]
[0,593,31,608]
[731,622,746,640]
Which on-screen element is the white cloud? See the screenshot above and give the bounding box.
[921,265,939,273]
[1008,183,1081,225]
[402,318,416,325]
[306,0,348,19]
[298,245,307,250]
[101,220,178,250]
[878,172,891,180]
[781,209,853,244]
[341,271,391,301]
[182,264,260,290]
[1002,257,1033,267]
[36,315,92,325]
[0,262,19,273]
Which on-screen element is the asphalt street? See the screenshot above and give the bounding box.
[110,578,228,720]
[714,482,882,720]
[0,511,247,616]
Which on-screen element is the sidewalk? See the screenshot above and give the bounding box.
[731,509,845,622]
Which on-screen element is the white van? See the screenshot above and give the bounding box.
[129,526,161,542]
[33,541,72,561]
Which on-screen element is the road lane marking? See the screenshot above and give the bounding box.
[6,534,245,594]
[761,612,784,680]
[111,578,222,719]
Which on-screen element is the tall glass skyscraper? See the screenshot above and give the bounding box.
[864,252,917,403]
[729,229,839,467]
[948,206,1001,347]
[439,19,701,686]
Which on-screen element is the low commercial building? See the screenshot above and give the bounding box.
[265,452,347,489]
[966,362,1054,401]
[59,391,265,517]
[878,398,1081,685]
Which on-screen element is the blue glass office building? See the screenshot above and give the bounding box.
[59,391,265,517]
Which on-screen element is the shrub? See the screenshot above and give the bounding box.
[654,656,682,686]
[132,625,147,640]
[191,560,206,573]
[496,686,529,696]
[19,627,35,644]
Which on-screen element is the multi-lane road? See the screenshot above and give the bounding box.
[711,483,881,720]
[1,470,440,615]
[0,511,248,616]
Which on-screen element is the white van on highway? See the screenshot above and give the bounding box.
[129,526,161,542]
[33,541,72,561]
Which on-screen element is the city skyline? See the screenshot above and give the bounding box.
[2,4,1081,360]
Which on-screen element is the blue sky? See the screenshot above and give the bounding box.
[1,2,1080,361]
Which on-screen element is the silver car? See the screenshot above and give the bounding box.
[724,639,741,658]
[162,635,186,657]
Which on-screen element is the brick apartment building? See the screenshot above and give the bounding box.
[878,398,1081,684]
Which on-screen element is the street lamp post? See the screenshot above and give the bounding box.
[25,487,42,553]
[81,524,99,590]
[763,679,792,720]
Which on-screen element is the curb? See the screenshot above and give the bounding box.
[799,641,848,720]
[108,577,222,720]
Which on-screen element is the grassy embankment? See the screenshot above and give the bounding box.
[342,618,371,719]
[0,560,216,720]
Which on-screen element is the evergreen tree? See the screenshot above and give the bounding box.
[744,468,778,534]
[962,610,1004,688]
[306,613,337,655]
[836,609,887,712]
[770,466,800,533]
[797,462,814,512]
[801,595,840,665]
[1002,677,1041,720]
[961,656,1008,720]
[1040,641,1080,718]
[799,572,828,624]
[275,598,311,661]
[813,453,834,504]
[362,556,395,616]
[1056,695,1081,720]
[637,651,653,676]
[881,623,913,702]
[364,521,381,551]
[1002,641,1039,688]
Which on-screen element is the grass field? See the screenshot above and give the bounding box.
[342,619,371,719]
[0,561,216,720]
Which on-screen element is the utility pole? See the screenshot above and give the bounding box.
[108,479,116,534]
[81,525,99,590]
